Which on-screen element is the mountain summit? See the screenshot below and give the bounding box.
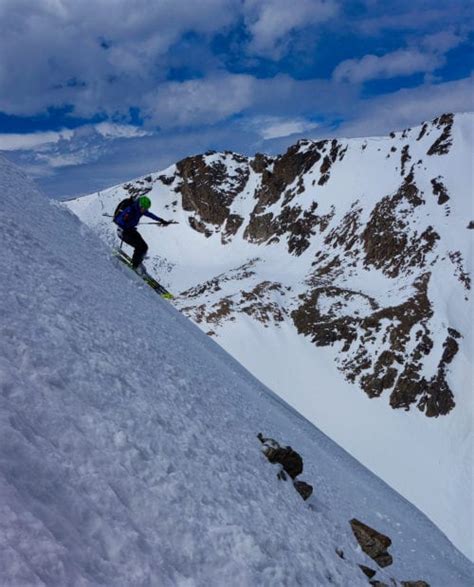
[66,112,473,561]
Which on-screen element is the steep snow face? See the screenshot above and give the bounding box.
[65,113,473,560]
[3,157,474,586]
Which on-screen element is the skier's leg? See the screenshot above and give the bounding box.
[132,233,148,268]
[121,229,148,268]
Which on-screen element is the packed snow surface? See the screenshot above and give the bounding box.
[1,155,473,585]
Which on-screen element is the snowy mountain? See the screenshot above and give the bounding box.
[3,156,474,586]
[65,112,473,563]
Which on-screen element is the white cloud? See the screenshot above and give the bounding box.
[0,130,74,151]
[0,124,149,152]
[94,123,151,139]
[356,1,472,36]
[36,151,92,169]
[143,75,255,127]
[0,0,240,117]
[420,29,466,54]
[243,0,338,58]
[249,116,319,140]
[333,49,441,83]
[335,74,474,138]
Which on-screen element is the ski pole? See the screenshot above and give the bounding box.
[141,221,179,225]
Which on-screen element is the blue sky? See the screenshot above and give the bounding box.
[0,0,472,198]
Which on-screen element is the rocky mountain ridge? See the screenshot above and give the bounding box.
[129,112,469,418]
[66,114,472,419]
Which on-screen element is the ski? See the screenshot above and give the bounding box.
[113,249,174,300]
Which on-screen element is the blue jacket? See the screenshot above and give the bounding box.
[115,200,165,229]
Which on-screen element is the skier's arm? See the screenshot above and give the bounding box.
[144,210,171,225]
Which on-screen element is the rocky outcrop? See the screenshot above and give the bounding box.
[362,176,437,279]
[350,519,393,568]
[291,270,458,416]
[176,152,250,229]
[430,177,450,205]
[257,433,313,500]
[244,140,342,253]
[258,435,430,586]
[180,262,289,330]
[426,113,454,155]
[293,480,314,501]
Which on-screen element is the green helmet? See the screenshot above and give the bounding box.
[138,195,151,209]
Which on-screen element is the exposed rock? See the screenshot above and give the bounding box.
[362,178,437,279]
[318,140,348,186]
[292,286,370,352]
[261,442,303,479]
[251,153,273,174]
[181,259,258,302]
[182,274,287,329]
[448,251,471,290]
[188,216,213,237]
[417,330,459,417]
[244,212,275,244]
[430,177,450,205]
[468,221,474,229]
[293,480,313,500]
[158,174,175,185]
[257,434,316,506]
[359,564,377,579]
[250,142,323,215]
[401,582,430,587]
[240,281,287,325]
[244,141,338,250]
[401,145,411,176]
[427,113,453,155]
[350,519,393,568]
[222,213,244,243]
[324,203,362,252]
[416,123,428,141]
[123,183,152,197]
[176,153,249,228]
[198,297,235,327]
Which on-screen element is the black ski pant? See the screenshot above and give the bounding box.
[120,228,148,268]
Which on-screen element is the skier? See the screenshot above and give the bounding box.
[114,195,172,274]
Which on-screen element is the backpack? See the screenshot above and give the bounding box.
[113,196,136,224]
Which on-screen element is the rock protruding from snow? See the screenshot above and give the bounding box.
[258,433,313,500]
[350,518,393,568]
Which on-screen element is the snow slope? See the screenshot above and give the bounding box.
[65,113,473,560]
[0,158,473,584]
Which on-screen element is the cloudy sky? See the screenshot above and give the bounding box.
[0,0,472,198]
